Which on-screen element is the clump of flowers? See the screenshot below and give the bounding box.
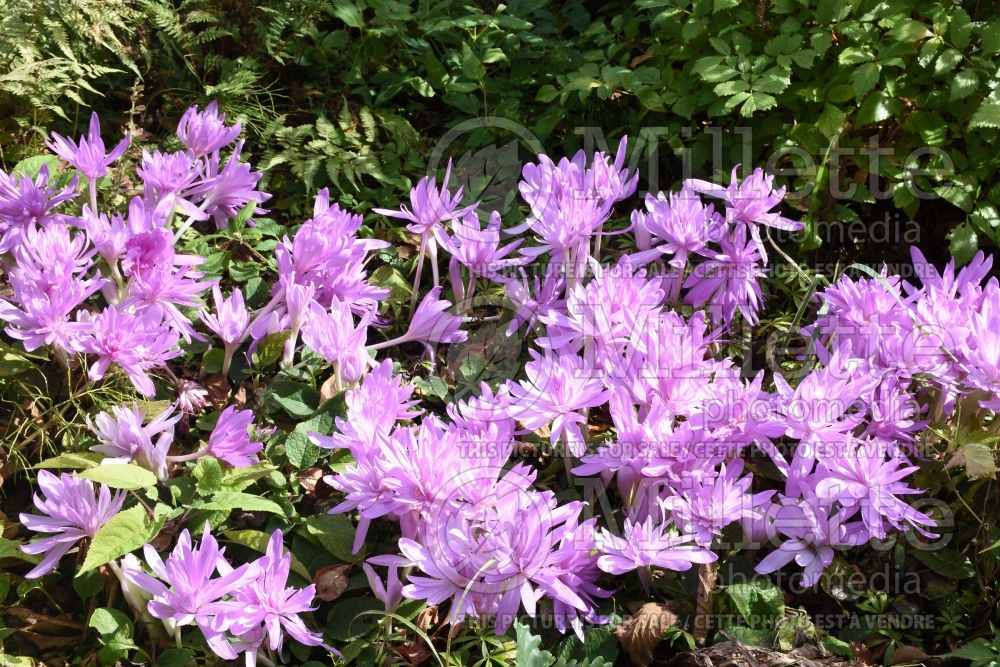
[4,104,968,666]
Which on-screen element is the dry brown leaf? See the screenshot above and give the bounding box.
[614,602,678,667]
[314,563,352,602]
[415,605,439,632]
[319,374,340,403]
[888,645,929,666]
[397,641,433,666]
[203,373,232,407]
[629,49,654,68]
[298,467,324,496]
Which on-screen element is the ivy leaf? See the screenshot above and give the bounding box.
[79,506,158,574]
[77,464,157,490]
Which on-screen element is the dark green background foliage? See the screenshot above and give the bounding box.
[1,0,998,261]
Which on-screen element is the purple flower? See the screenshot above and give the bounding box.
[596,514,716,591]
[507,350,611,456]
[0,166,79,252]
[200,285,249,375]
[137,149,201,203]
[813,439,936,540]
[205,406,263,468]
[89,403,180,480]
[363,559,404,612]
[369,287,466,351]
[685,166,802,232]
[186,141,269,229]
[46,112,130,181]
[176,378,211,414]
[78,305,181,397]
[683,225,766,327]
[123,526,257,660]
[440,209,523,300]
[19,470,125,578]
[301,301,372,386]
[635,187,722,267]
[223,530,328,664]
[177,101,242,157]
[372,160,472,236]
[660,462,771,547]
[503,268,565,336]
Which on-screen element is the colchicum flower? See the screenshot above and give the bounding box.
[19,470,125,578]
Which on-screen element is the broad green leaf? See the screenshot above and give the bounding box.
[78,464,157,490]
[196,491,284,515]
[850,61,880,99]
[303,513,364,562]
[193,456,224,496]
[912,547,975,579]
[221,463,277,491]
[726,581,785,627]
[79,505,157,574]
[35,452,103,469]
[89,607,133,640]
[265,380,320,418]
[331,2,364,28]
[286,429,321,469]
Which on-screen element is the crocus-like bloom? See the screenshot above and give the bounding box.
[46,112,130,180]
[660,462,772,546]
[124,526,257,661]
[301,301,372,386]
[78,305,181,397]
[370,287,466,351]
[363,559,404,612]
[187,140,269,229]
[19,470,125,578]
[596,515,716,591]
[205,406,263,468]
[177,101,242,157]
[223,530,328,664]
[683,224,766,327]
[372,160,472,236]
[635,187,722,266]
[0,166,79,252]
[440,209,523,299]
[507,350,611,455]
[89,403,181,480]
[200,285,250,375]
[685,166,803,232]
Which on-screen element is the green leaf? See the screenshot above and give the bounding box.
[891,19,932,42]
[817,104,846,138]
[937,176,979,213]
[325,597,383,641]
[856,91,900,126]
[950,69,980,101]
[982,19,1000,55]
[822,636,855,659]
[948,223,979,266]
[739,92,776,117]
[331,2,364,28]
[726,581,785,628]
[35,452,103,469]
[12,155,61,179]
[286,428,321,469]
[196,491,284,515]
[948,8,973,49]
[77,464,157,490]
[515,619,555,667]
[970,103,1000,129]
[155,648,195,667]
[223,529,311,579]
[911,547,975,579]
[79,505,157,574]
[253,330,290,368]
[88,607,132,640]
[948,639,999,662]
[850,61,880,99]
[265,380,320,418]
[221,463,277,491]
[193,456,224,496]
[303,513,364,562]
